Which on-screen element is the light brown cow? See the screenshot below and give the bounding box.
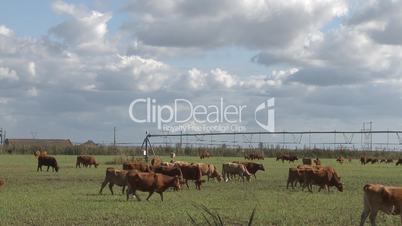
[360,184,402,226]
[126,172,181,201]
[232,161,265,179]
[303,167,343,192]
[76,155,99,168]
[99,167,129,195]
[222,163,251,182]
[193,163,223,182]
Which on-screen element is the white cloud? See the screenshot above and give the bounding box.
[0,66,19,81]
[0,25,14,37]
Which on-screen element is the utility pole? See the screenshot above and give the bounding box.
[113,127,116,146]
[0,128,3,145]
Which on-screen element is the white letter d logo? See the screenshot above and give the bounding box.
[254,98,275,132]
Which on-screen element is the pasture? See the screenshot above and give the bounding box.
[0,155,401,225]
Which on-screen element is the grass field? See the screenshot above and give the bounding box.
[1,155,402,225]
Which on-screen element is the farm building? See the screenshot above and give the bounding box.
[80,140,97,148]
[4,138,73,150]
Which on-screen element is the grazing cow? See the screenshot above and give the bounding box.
[245,152,264,160]
[222,163,252,182]
[336,156,345,164]
[380,159,386,163]
[386,159,394,164]
[126,172,181,201]
[199,150,211,159]
[302,158,313,165]
[232,161,265,179]
[303,167,343,192]
[287,167,305,189]
[76,155,99,168]
[396,159,402,166]
[150,156,161,167]
[33,150,48,158]
[194,163,223,182]
[277,155,298,163]
[99,167,129,195]
[37,156,59,172]
[123,162,152,172]
[177,164,204,190]
[152,165,184,183]
[360,184,402,226]
[314,158,321,166]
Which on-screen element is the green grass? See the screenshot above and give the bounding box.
[1,155,401,225]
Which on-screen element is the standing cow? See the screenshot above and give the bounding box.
[76,155,99,168]
[99,167,129,195]
[126,172,181,201]
[222,163,251,182]
[37,156,59,172]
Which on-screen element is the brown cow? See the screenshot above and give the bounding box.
[199,150,211,159]
[287,167,305,189]
[232,161,265,179]
[150,156,161,167]
[152,165,184,183]
[123,162,152,172]
[222,163,251,182]
[303,167,343,192]
[336,156,345,164]
[371,158,379,164]
[99,167,129,195]
[360,184,402,226]
[396,159,402,166]
[0,179,4,188]
[37,156,59,172]
[193,163,223,182]
[361,156,367,165]
[76,155,99,168]
[177,164,204,190]
[276,154,298,163]
[386,159,394,164]
[126,172,181,201]
[33,150,48,158]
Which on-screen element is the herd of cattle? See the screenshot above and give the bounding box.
[2,150,402,225]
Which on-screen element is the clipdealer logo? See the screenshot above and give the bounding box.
[128,97,275,132]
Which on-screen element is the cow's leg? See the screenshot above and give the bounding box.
[37,164,40,172]
[286,180,290,189]
[47,166,50,171]
[159,192,164,201]
[359,207,370,226]
[185,180,190,189]
[108,183,114,195]
[368,209,378,226]
[146,191,154,201]
[126,185,132,201]
[253,174,257,179]
[99,180,108,194]
[122,185,126,194]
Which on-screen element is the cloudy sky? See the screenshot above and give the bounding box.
[1,0,402,144]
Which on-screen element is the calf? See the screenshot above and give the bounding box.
[76,155,99,168]
[126,172,181,201]
[222,163,251,182]
[303,168,343,192]
[232,161,265,179]
[99,167,129,195]
[37,156,59,172]
[177,164,204,190]
[360,184,402,226]
[123,162,152,172]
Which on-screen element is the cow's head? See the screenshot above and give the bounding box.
[95,163,99,168]
[55,166,60,172]
[258,164,265,171]
[173,176,181,191]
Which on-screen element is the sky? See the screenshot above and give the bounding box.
[1,0,402,144]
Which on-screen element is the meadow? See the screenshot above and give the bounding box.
[1,155,401,225]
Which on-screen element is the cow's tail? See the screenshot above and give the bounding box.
[363,184,371,192]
